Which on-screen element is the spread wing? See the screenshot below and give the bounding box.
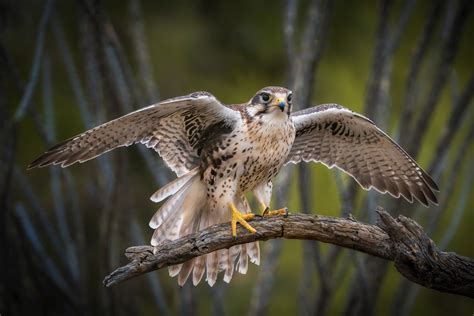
[28,91,240,176]
[287,104,439,206]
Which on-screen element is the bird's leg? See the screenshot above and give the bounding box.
[229,203,256,237]
[260,203,289,217]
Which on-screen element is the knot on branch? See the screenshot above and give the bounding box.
[377,207,439,277]
[376,207,474,297]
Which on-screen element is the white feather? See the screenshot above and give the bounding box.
[150,167,199,203]
[246,242,260,265]
[237,245,248,274]
[206,252,218,287]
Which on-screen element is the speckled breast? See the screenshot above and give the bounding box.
[201,117,295,207]
[236,119,296,193]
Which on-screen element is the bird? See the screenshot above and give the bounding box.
[29,86,439,286]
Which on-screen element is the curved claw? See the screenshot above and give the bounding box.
[262,206,270,216]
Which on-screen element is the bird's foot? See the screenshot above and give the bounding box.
[229,203,256,237]
[262,206,289,217]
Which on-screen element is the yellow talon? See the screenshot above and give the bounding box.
[261,204,288,217]
[229,203,256,237]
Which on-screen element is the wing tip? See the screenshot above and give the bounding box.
[428,177,440,192]
[355,178,439,208]
[26,161,39,170]
[27,156,54,170]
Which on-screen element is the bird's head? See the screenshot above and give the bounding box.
[246,86,292,119]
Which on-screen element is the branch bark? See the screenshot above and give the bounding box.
[103,209,474,298]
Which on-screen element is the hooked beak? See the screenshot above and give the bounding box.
[272,98,286,112]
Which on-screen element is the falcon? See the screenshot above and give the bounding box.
[29,86,439,286]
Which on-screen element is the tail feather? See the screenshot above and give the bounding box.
[150,167,199,203]
[149,183,190,230]
[192,211,210,286]
[237,245,248,274]
[192,256,206,286]
[219,249,235,283]
[150,169,261,286]
[169,264,182,277]
[206,252,219,287]
[178,259,195,286]
[246,242,260,265]
[151,214,184,246]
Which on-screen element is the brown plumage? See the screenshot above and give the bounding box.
[286,104,439,205]
[29,86,438,286]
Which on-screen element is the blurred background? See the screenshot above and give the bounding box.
[1,0,473,315]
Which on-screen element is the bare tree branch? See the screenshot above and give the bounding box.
[290,0,331,108]
[103,209,474,298]
[392,122,474,315]
[428,72,474,177]
[247,166,293,316]
[283,0,298,75]
[128,0,159,104]
[407,0,471,157]
[13,0,53,121]
[130,219,171,316]
[399,0,443,132]
[365,0,416,123]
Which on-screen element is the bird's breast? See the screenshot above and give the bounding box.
[236,120,295,190]
[201,119,295,201]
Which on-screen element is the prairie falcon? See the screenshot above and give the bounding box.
[29,86,438,286]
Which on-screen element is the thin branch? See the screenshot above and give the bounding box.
[53,14,117,191]
[392,160,474,316]
[52,15,94,128]
[13,0,53,121]
[130,219,171,316]
[364,0,392,118]
[386,0,417,55]
[129,0,159,104]
[84,1,169,186]
[391,123,474,316]
[283,0,298,77]
[298,164,327,316]
[103,209,474,298]
[14,168,64,260]
[315,171,360,314]
[248,166,293,316]
[407,0,471,157]
[291,0,331,108]
[14,203,77,303]
[428,72,474,177]
[210,283,227,316]
[79,5,105,125]
[42,54,80,282]
[365,0,416,122]
[439,162,474,250]
[247,239,283,316]
[399,0,443,132]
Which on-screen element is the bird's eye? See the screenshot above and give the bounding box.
[287,93,292,103]
[260,93,271,103]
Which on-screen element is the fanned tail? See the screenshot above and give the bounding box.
[150,167,199,203]
[149,170,260,287]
